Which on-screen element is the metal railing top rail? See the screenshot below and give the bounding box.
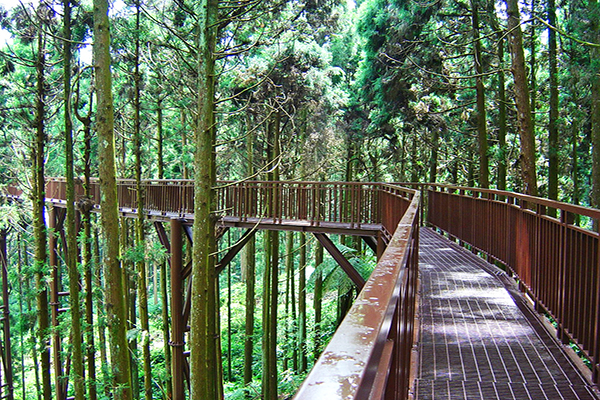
[294,190,420,399]
[42,178,418,226]
[396,182,600,223]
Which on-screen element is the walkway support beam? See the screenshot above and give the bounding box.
[313,232,365,290]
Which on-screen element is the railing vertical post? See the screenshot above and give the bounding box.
[170,218,185,399]
[594,221,600,383]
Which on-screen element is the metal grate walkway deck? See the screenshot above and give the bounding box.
[415,228,598,400]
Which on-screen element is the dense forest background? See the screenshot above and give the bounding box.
[0,0,598,398]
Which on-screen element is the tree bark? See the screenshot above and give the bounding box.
[189,0,221,395]
[505,0,538,195]
[471,0,489,188]
[63,1,85,396]
[547,0,559,210]
[262,112,280,400]
[93,0,133,397]
[32,25,51,400]
[590,0,600,208]
[313,241,323,360]
[298,232,307,373]
[429,128,438,183]
[497,37,507,190]
[132,2,153,398]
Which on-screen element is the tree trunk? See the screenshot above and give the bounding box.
[298,232,307,373]
[75,55,97,400]
[133,2,153,398]
[63,1,85,396]
[32,26,51,400]
[94,228,111,398]
[157,99,164,180]
[429,128,438,183]
[547,0,559,211]
[313,242,323,360]
[497,37,507,190]
[505,0,538,195]
[590,0,600,208]
[243,235,255,397]
[529,0,537,137]
[93,0,133,397]
[155,98,172,400]
[262,112,280,400]
[284,231,293,372]
[243,117,255,398]
[471,0,489,188]
[189,0,221,395]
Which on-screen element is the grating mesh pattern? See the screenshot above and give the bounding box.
[415,228,597,400]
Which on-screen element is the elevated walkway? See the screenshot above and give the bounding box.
[416,228,598,400]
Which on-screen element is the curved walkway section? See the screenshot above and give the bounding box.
[416,228,598,400]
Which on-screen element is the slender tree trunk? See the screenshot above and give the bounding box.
[590,0,600,208]
[467,146,475,187]
[190,0,221,395]
[298,232,307,373]
[75,62,97,400]
[32,26,51,400]
[284,231,293,372]
[313,242,323,360]
[411,132,418,182]
[157,99,164,180]
[18,234,26,400]
[181,112,188,179]
[243,236,255,397]
[572,120,580,225]
[497,37,508,190]
[133,2,153,397]
[93,0,133,397]
[123,222,139,399]
[471,0,489,188]
[505,0,538,195]
[63,1,85,396]
[429,128,439,183]
[155,97,172,400]
[529,0,537,136]
[262,112,280,400]
[547,0,559,211]
[93,227,110,398]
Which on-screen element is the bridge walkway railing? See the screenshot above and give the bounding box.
[401,183,600,384]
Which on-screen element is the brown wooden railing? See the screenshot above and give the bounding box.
[294,188,420,400]
[423,184,600,382]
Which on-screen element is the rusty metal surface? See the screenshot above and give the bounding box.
[43,179,416,232]
[294,190,419,400]
[416,228,597,400]
[424,184,600,382]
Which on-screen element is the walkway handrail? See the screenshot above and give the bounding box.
[294,188,420,400]
[43,178,419,228]
[420,183,600,382]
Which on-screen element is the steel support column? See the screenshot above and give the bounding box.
[170,218,185,399]
[0,229,14,400]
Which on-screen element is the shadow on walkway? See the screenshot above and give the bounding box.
[415,228,598,400]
